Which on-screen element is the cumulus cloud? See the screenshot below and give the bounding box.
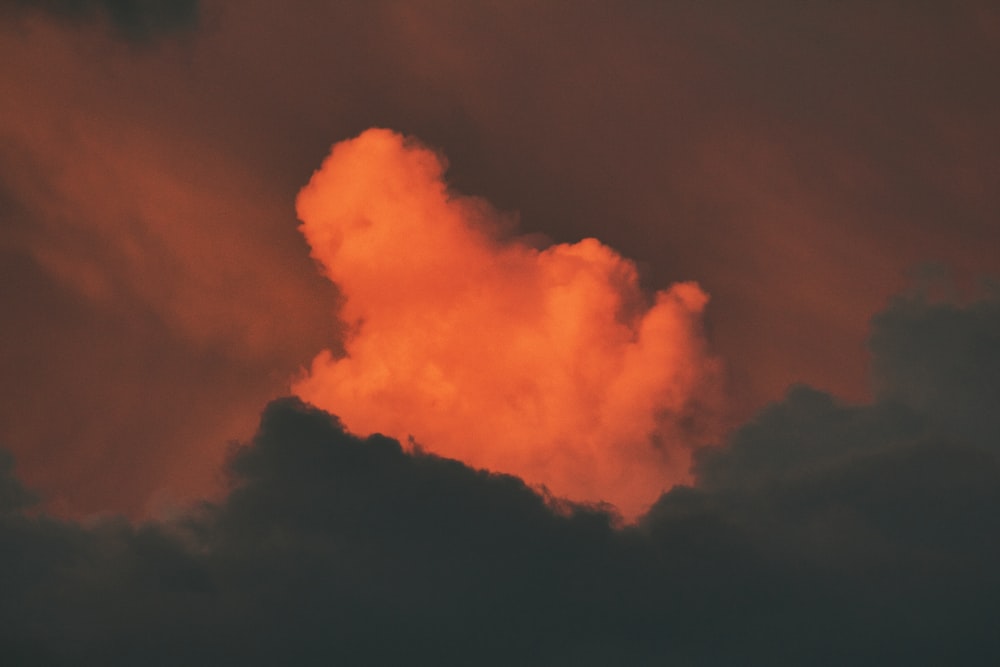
[1,286,999,664]
[293,129,723,519]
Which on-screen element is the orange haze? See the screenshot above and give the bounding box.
[294,129,722,519]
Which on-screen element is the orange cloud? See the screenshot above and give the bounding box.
[294,129,723,519]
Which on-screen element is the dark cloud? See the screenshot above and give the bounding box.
[694,385,925,491]
[688,288,1000,565]
[2,291,1000,665]
[870,279,1000,452]
[3,0,198,40]
[0,448,35,512]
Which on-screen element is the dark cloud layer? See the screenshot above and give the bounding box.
[870,281,1000,452]
[3,0,198,40]
[2,290,999,665]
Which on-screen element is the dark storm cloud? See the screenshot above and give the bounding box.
[3,0,198,40]
[688,288,1000,569]
[0,399,774,665]
[870,278,1000,452]
[0,449,34,512]
[2,289,1000,665]
[684,389,1000,570]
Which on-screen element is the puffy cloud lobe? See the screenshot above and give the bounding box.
[294,128,722,519]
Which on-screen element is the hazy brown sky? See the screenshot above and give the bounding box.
[2,3,1000,664]
[2,0,998,517]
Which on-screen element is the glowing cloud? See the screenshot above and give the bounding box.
[293,129,721,518]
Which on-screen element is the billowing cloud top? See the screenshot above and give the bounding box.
[293,129,723,518]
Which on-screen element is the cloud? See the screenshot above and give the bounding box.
[1,287,999,664]
[681,287,1000,573]
[870,276,1000,452]
[0,399,762,665]
[0,449,35,513]
[2,0,199,40]
[0,16,338,516]
[292,128,724,519]
[694,385,925,491]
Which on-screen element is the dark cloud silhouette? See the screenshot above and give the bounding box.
[2,289,1000,665]
[694,385,925,491]
[3,0,198,40]
[870,280,1000,452]
[0,449,35,512]
[688,289,1000,567]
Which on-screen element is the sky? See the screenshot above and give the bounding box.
[1,0,999,663]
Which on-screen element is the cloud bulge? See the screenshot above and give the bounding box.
[293,129,724,518]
